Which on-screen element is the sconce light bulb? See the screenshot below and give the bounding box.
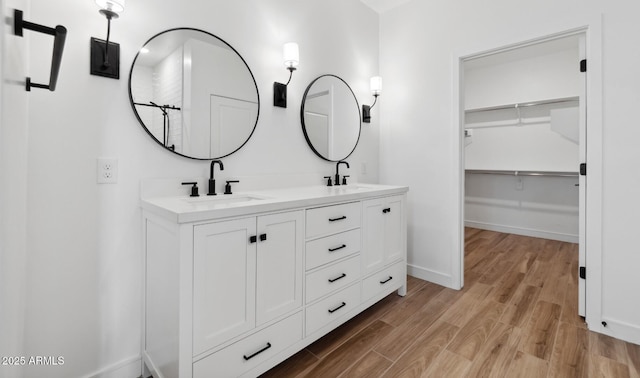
[95,0,125,14]
[283,42,299,70]
[370,76,382,96]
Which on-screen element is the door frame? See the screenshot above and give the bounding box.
[451,19,603,329]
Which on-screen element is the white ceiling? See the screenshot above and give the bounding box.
[360,0,413,14]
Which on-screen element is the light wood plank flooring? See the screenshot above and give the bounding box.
[262,228,640,377]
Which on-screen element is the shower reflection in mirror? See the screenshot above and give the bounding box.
[132,102,181,150]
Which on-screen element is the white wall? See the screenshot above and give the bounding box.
[1,1,29,378]
[465,173,579,242]
[465,45,580,109]
[379,0,640,344]
[463,40,580,242]
[10,1,379,377]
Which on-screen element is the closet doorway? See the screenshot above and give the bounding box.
[459,32,587,317]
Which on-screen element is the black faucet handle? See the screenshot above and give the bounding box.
[342,175,350,185]
[324,176,333,187]
[182,182,199,197]
[224,180,239,195]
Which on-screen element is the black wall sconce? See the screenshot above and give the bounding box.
[362,76,382,123]
[273,42,299,108]
[90,0,125,79]
[13,9,67,92]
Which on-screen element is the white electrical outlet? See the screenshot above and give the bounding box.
[97,158,118,184]
[361,162,368,175]
[515,177,524,191]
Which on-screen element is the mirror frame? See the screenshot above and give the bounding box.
[128,27,260,160]
[300,74,362,162]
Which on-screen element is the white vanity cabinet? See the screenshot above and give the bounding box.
[141,184,407,378]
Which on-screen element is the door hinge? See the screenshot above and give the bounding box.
[580,59,587,72]
[580,163,587,176]
[579,266,586,279]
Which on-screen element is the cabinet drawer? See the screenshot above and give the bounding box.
[306,283,361,336]
[193,312,303,378]
[306,254,361,303]
[306,202,361,239]
[362,262,405,303]
[306,229,361,270]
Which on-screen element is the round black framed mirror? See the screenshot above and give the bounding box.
[129,28,260,160]
[300,74,361,161]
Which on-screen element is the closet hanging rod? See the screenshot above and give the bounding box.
[14,9,67,92]
[465,96,579,114]
[465,169,579,178]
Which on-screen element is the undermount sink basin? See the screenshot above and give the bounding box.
[330,184,375,193]
[184,194,269,206]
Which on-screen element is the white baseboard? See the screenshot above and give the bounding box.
[83,355,141,378]
[593,317,640,346]
[464,221,578,243]
[407,264,455,289]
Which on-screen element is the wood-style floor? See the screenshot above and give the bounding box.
[262,228,640,377]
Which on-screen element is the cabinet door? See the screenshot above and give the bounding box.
[362,198,385,274]
[256,211,304,325]
[193,218,256,355]
[362,196,405,274]
[384,196,404,263]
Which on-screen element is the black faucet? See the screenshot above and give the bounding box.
[334,161,350,186]
[208,160,224,195]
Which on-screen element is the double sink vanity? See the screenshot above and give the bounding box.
[141,182,407,377]
[129,25,408,377]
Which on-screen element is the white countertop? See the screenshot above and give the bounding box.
[141,183,409,223]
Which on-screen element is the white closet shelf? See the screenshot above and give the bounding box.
[465,169,578,177]
[465,96,579,113]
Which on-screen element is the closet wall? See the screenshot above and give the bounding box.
[464,37,581,242]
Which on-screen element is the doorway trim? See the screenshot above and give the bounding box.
[451,18,603,330]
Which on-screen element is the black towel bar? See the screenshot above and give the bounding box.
[14,9,67,92]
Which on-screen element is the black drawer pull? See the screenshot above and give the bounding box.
[249,235,257,243]
[328,216,347,222]
[328,302,346,313]
[382,208,391,213]
[328,244,347,252]
[243,342,272,361]
[328,273,347,283]
[259,233,267,241]
[380,276,393,284]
